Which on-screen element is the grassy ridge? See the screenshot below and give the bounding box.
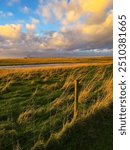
[0,63,112,150]
[0,57,112,66]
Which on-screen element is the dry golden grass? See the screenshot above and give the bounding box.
[86,78,112,116]
[0,57,112,66]
[0,79,15,93]
[17,108,35,124]
[46,75,112,149]
[0,61,112,76]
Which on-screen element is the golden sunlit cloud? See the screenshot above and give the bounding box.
[0,0,112,57]
[0,24,22,39]
[39,0,112,49]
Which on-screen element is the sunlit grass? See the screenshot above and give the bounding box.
[0,61,113,150]
[0,57,112,66]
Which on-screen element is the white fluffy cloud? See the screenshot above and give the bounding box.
[26,18,39,34]
[21,6,30,14]
[0,10,13,17]
[0,0,113,57]
[38,0,112,51]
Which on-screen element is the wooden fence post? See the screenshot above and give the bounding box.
[74,80,79,119]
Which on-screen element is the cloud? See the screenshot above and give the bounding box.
[38,1,68,23]
[37,0,112,51]
[40,0,112,50]
[0,0,113,57]
[78,0,112,24]
[7,0,20,6]
[21,6,30,14]
[0,10,13,17]
[39,0,112,25]
[0,24,22,39]
[26,18,39,34]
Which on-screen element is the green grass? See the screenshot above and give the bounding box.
[0,63,113,150]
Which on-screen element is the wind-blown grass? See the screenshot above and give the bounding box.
[0,62,112,150]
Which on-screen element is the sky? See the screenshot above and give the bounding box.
[0,0,113,58]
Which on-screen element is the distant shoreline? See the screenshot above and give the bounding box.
[0,57,112,67]
[0,62,113,70]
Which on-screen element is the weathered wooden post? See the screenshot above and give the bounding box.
[74,80,79,119]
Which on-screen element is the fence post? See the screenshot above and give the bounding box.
[74,80,79,119]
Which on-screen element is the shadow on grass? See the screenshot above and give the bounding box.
[46,104,113,150]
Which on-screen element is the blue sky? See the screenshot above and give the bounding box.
[0,0,59,33]
[0,0,113,58]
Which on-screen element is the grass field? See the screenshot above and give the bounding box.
[0,59,113,150]
[0,57,112,66]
